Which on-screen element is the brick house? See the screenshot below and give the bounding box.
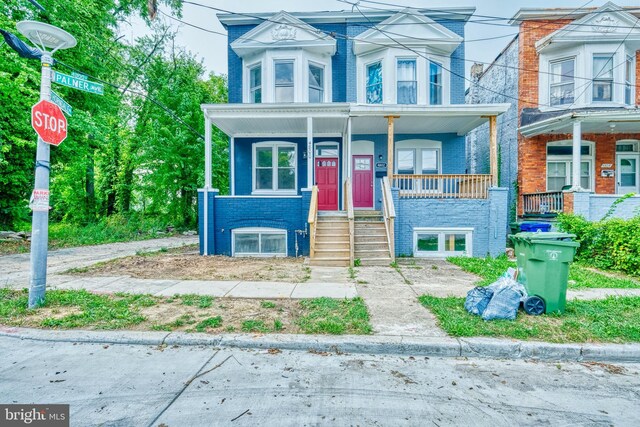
[199,7,510,265]
[468,2,640,223]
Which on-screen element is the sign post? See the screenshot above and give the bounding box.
[16,20,76,308]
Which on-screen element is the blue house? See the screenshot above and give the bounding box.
[199,7,510,266]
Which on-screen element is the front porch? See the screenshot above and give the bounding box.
[519,109,640,220]
[199,103,510,262]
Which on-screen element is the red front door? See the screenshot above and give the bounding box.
[353,155,373,208]
[316,158,339,210]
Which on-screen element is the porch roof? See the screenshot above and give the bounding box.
[519,108,640,137]
[201,103,511,137]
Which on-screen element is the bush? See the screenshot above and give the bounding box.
[558,213,640,276]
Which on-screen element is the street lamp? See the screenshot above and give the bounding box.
[16,21,76,308]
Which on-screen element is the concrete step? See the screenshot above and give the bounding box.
[358,257,392,266]
[309,258,350,267]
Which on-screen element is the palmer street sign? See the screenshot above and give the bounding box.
[52,70,104,95]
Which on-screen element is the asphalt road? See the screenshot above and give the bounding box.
[1,337,639,426]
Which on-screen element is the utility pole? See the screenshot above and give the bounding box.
[16,21,76,308]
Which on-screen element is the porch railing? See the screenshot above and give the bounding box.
[522,191,564,215]
[391,174,492,199]
[381,176,396,262]
[343,178,355,267]
[307,186,319,258]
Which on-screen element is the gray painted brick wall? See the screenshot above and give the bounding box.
[573,192,640,221]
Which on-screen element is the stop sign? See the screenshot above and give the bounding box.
[31,100,67,146]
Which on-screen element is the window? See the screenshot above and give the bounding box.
[396,149,415,174]
[414,228,472,257]
[546,142,593,191]
[309,64,324,103]
[593,54,614,102]
[429,61,443,105]
[421,149,439,174]
[549,58,575,106]
[254,143,296,193]
[275,60,294,102]
[625,55,634,105]
[233,228,287,257]
[315,143,338,157]
[366,61,383,104]
[249,65,262,103]
[397,59,417,104]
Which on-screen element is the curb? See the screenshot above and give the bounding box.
[1,326,639,363]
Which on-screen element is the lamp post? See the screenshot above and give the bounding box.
[16,21,77,308]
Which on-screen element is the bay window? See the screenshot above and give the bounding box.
[308,63,324,103]
[249,65,262,103]
[397,59,417,104]
[254,142,297,193]
[429,61,443,105]
[366,61,383,104]
[274,60,294,102]
[549,58,575,106]
[593,54,614,102]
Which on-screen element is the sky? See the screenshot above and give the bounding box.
[124,0,639,80]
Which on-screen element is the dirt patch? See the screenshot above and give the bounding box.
[68,246,310,282]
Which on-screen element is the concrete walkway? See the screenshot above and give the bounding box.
[0,236,198,286]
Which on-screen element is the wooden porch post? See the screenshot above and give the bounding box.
[385,115,399,178]
[489,115,498,186]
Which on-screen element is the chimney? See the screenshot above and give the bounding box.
[469,63,484,104]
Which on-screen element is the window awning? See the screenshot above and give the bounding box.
[520,109,640,137]
[201,103,511,137]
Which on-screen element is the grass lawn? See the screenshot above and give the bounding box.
[419,295,640,343]
[0,215,182,255]
[448,255,640,289]
[0,289,371,335]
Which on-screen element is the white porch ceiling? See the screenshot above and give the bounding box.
[520,110,640,137]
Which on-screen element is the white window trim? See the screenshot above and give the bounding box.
[252,141,298,195]
[243,50,332,103]
[428,59,444,106]
[395,139,443,174]
[356,47,450,105]
[232,227,287,257]
[396,57,418,105]
[308,61,326,103]
[624,54,636,105]
[315,142,340,158]
[546,140,595,191]
[245,59,263,104]
[548,56,576,107]
[539,44,634,110]
[413,227,473,258]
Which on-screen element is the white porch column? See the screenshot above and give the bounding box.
[204,116,212,188]
[307,117,313,187]
[346,117,352,178]
[230,136,235,196]
[572,120,582,190]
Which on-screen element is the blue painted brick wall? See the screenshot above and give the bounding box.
[392,187,507,257]
[437,19,466,104]
[227,24,254,104]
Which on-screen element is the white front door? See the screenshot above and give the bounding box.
[617,155,639,194]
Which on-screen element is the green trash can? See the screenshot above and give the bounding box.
[509,232,580,315]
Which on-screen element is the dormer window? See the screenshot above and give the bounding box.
[550,58,575,106]
[274,60,294,103]
[366,61,383,104]
[249,65,262,103]
[308,63,324,103]
[429,61,443,105]
[397,59,417,104]
[593,54,614,102]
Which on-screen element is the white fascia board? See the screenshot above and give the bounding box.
[202,103,351,117]
[519,109,640,137]
[218,8,476,27]
[348,103,511,117]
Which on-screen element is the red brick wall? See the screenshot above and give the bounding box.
[517,20,640,215]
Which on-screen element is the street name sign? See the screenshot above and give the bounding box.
[50,91,72,116]
[52,70,104,95]
[31,99,67,146]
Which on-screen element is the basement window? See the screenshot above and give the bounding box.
[232,228,287,257]
[413,227,472,258]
